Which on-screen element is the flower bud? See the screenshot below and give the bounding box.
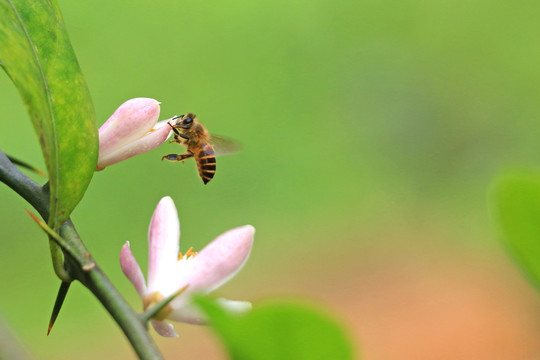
[96,98,171,170]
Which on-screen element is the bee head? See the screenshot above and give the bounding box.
[180,113,195,129]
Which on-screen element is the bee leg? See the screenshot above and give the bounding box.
[179,133,190,143]
[161,150,194,162]
[169,135,179,144]
[171,134,190,146]
[168,128,190,144]
[167,122,181,135]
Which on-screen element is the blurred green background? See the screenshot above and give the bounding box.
[2,0,540,359]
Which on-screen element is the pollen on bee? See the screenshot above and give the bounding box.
[178,246,199,260]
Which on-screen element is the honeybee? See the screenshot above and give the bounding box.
[162,113,237,184]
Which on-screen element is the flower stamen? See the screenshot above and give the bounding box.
[178,246,198,260]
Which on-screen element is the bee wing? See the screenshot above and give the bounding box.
[209,134,242,157]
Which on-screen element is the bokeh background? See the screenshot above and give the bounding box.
[1,0,540,359]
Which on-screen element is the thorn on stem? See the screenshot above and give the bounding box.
[48,281,71,336]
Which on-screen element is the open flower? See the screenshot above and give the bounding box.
[96,98,172,170]
[120,196,254,337]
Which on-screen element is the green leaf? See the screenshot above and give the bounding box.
[196,297,357,360]
[0,0,97,230]
[491,171,540,290]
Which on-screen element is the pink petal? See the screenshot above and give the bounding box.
[215,298,252,315]
[151,319,178,337]
[167,303,207,325]
[168,298,251,325]
[154,119,175,130]
[120,242,147,297]
[98,98,161,155]
[172,225,254,298]
[96,123,171,170]
[147,197,180,293]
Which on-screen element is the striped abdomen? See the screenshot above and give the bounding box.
[195,143,216,184]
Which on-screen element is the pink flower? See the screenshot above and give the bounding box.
[96,98,172,170]
[120,196,254,337]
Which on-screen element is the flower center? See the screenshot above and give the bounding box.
[142,292,173,321]
[178,246,198,260]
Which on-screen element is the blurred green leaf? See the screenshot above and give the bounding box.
[0,0,97,229]
[492,172,540,290]
[196,297,356,360]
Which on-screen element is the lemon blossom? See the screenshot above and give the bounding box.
[96,98,172,170]
[120,196,254,337]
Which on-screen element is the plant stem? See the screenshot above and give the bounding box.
[0,150,163,360]
[0,151,48,217]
